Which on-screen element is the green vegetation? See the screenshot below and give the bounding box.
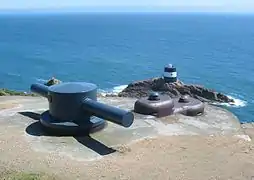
[0,88,37,96]
[0,77,62,97]
[0,172,58,180]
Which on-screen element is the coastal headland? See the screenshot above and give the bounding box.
[0,77,254,180]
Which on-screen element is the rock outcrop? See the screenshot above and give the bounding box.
[44,77,62,86]
[118,77,234,104]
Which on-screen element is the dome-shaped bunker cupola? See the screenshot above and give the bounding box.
[174,94,205,116]
[134,92,174,117]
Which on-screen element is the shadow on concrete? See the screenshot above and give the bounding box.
[74,136,116,155]
[20,111,116,156]
[19,111,41,121]
[19,111,51,136]
[25,121,52,136]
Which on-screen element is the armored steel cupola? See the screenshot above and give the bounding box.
[178,95,190,103]
[148,92,160,101]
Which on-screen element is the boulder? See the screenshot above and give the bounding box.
[118,77,234,104]
[45,77,62,86]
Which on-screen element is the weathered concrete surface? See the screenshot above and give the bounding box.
[0,96,248,162]
[242,123,254,140]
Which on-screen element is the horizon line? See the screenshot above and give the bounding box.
[0,5,254,14]
[1,11,254,15]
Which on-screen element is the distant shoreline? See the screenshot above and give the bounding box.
[1,10,254,16]
[0,88,37,96]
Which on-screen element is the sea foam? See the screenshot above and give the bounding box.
[98,84,128,97]
[211,95,247,108]
[35,78,48,84]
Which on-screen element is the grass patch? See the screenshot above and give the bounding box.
[0,89,37,97]
[0,172,58,180]
[0,77,61,97]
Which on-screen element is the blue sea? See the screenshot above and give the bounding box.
[0,13,253,123]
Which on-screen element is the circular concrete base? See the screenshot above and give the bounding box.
[40,111,107,136]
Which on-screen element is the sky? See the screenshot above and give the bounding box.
[0,0,254,12]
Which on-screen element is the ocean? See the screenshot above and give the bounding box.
[0,13,253,123]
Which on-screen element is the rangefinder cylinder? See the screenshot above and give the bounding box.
[82,98,134,128]
[30,82,134,135]
[31,83,49,98]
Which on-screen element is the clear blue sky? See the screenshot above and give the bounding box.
[1,0,254,12]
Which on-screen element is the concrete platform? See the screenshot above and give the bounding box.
[0,96,247,162]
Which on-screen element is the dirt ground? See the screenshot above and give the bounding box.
[1,134,254,180]
[0,96,253,180]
